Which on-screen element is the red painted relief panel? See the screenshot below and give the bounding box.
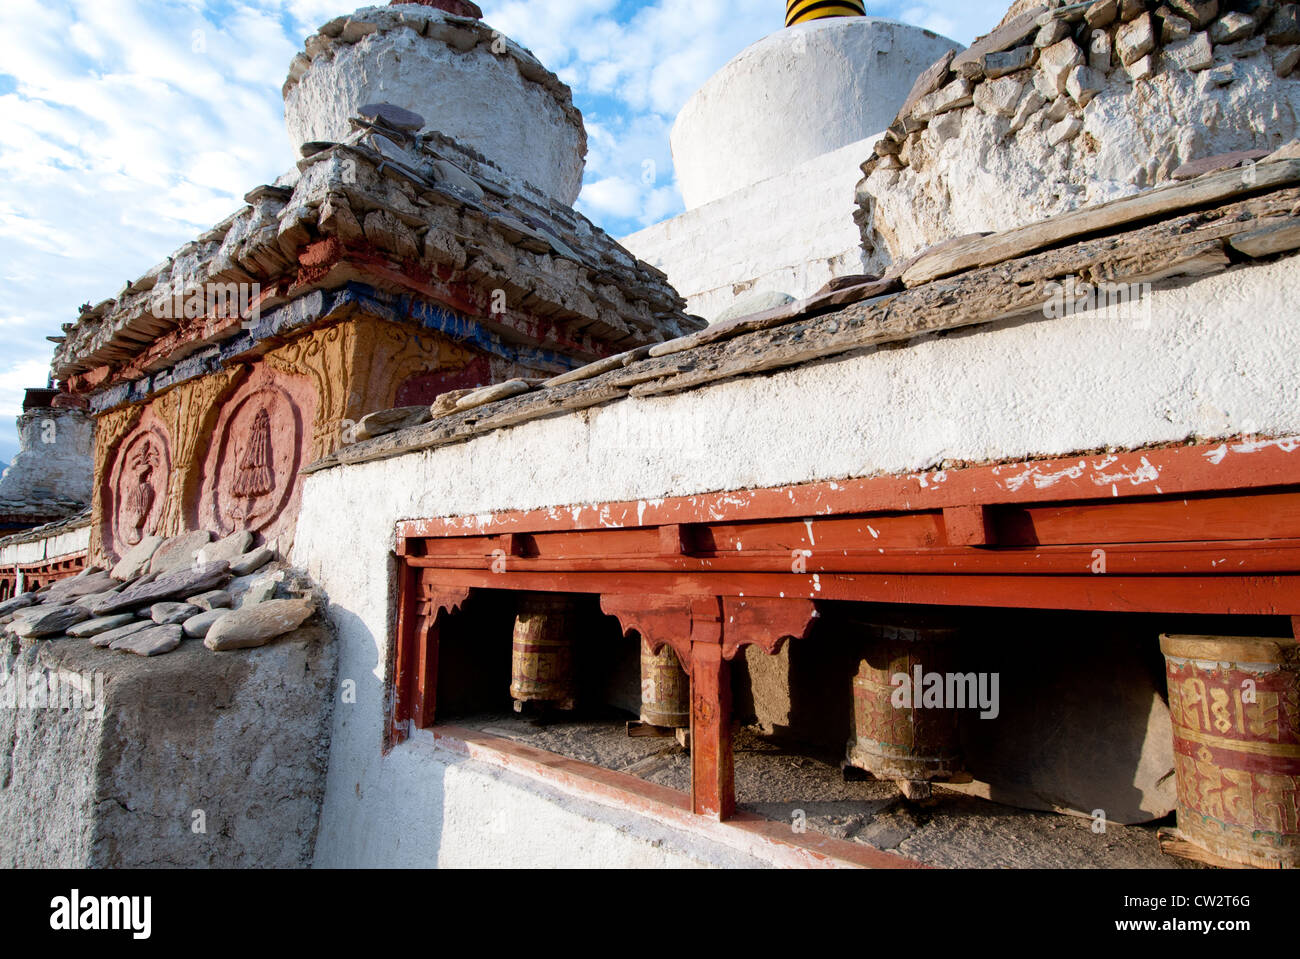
[103,414,172,558]
[195,362,317,547]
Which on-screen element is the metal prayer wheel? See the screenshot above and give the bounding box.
[510,593,577,712]
[846,620,963,797]
[1160,634,1300,868]
[640,640,689,728]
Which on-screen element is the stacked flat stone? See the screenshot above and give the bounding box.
[0,529,315,657]
[855,0,1300,266]
[51,117,697,400]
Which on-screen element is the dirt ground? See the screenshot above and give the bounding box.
[455,710,1205,869]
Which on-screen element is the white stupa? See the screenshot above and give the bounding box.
[283,0,588,205]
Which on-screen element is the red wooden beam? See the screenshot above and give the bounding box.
[405,538,1300,577]
[402,566,1300,616]
[397,437,1300,540]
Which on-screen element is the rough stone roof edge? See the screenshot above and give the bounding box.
[52,125,698,381]
[0,508,92,552]
[856,0,1300,208]
[307,158,1300,474]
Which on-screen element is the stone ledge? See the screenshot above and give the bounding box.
[0,620,336,867]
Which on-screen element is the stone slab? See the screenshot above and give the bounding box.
[204,598,317,651]
[148,531,213,575]
[195,531,253,567]
[902,158,1300,285]
[182,609,226,638]
[110,534,165,581]
[89,619,152,649]
[185,590,233,611]
[110,624,183,657]
[13,605,92,638]
[92,561,231,615]
[229,548,275,577]
[66,614,138,638]
[151,602,201,625]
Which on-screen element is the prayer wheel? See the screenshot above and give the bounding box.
[1160,634,1300,868]
[785,0,865,27]
[640,640,689,728]
[846,619,963,797]
[510,593,577,712]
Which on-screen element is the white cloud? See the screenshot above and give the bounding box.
[578,176,644,218]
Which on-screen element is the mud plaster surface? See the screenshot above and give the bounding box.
[452,713,1204,869]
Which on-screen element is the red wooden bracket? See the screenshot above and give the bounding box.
[943,505,995,546]
[391,573,472,750]
[600,593,694,666]
[720,596,819,659]
[419,583,473,619]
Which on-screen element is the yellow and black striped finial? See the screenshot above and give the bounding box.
[785,0,866,27]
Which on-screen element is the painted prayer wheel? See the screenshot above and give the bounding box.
[640,640,689,728]
[509,593,577,711]
[1160,634,1300,869]
[785,0,866,27]
[846,620,963,790]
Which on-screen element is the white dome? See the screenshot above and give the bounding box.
[670,17,961,209]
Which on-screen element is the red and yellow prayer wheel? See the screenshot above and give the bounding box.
[1160,634,1300,868]
[640,640,689,728]
[846,619,963,795]
[785,0,866,28]
[510,593,577,712]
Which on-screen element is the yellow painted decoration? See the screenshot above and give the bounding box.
[785,0,866,27]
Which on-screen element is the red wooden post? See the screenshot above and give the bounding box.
[410,585,472,731]
[690,642,734,819]
[689,597,734,819]
[412,614,439,730]
[389,558,420,749]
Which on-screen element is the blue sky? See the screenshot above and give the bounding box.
[0,0,1003,467]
